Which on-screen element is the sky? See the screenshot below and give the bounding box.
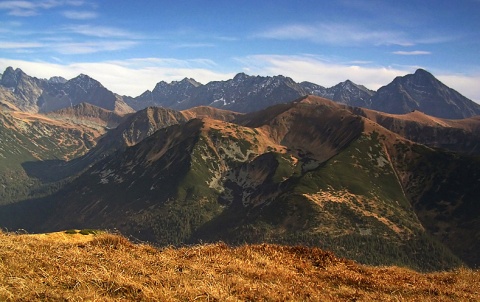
[0,0,479,102]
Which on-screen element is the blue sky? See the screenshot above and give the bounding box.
[0,0,479,102]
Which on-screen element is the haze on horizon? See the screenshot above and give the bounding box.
[0,0,479,103]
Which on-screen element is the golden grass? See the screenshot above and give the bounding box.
[0,231,478,301]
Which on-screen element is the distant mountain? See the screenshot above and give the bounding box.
[126,69,480,119]
[0,67,46,112]
[301,80,374,107]
[125,78,201,110]
[3,96,479,271]
[0,67,134,115]
[125,73,372,113]
[37,74,133,114]
[369,69,480,119]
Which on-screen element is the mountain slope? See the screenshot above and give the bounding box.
[351,107,480,155]
[46,102,128,130]
[22,106,188,185]
[369,69,480,119]
[0,108,102,204]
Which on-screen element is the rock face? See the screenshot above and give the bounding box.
[369,69,480,119]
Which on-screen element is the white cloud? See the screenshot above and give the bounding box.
[392,50,431,55]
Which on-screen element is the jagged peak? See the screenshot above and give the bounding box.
[69,73,101,86]
[233,72,251,81]
[48,76,67,84]
[2,66,25,76]
[414,68,433,77]
[0,66,28,87]
[172,77,202,87]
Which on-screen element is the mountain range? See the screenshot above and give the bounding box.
[2,67,480,119]
[0,67,479,272]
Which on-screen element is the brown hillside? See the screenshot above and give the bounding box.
[181,105,243,122]
[237,95,364,163]
[352,107,480,155]
[0,231,478,301]
[46,102,128,130]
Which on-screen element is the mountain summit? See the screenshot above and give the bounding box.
[369,69,480,119]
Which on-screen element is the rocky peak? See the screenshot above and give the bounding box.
[1,67,26,88]
[48,76,67,84]
[233,72,250,81]
[178,77,201,87]
[370,69,480,118]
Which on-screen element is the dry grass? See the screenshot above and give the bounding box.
[0,230,478,301]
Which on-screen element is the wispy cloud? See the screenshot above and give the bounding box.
[62,24,139,38]
[392,50,431,56]
[171,43,215,49]
[0,41,44,49]
[0,38,136,54]
[0,0,86,17]
[54,40,138,54]
[255,23,413,46]
[61,10,97,20]
[115,58,218,69]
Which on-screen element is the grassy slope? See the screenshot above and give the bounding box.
[0,231,478,301]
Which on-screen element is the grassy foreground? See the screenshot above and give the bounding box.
[0,231,478,301]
